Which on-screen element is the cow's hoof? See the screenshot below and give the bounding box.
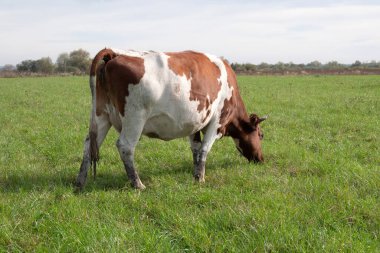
[74,186,83,194]
[132,180,146,190]
[74,183,84,193]
[75,177,85,188]
[194,175,205,183]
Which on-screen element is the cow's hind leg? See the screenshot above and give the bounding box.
[116,112,146,190]
[189,131,202,177]
[76,114,111,189]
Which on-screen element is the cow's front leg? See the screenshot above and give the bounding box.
[194,120,222,182]
[194,151,207,182]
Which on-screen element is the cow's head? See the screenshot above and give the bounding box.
[233,114,267,163]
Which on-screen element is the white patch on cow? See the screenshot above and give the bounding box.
[94,113,112,147]
[108,48,148,58]
[104,104,122,132]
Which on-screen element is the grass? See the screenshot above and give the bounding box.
[0,75,379,252]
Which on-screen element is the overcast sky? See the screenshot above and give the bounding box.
[1,0,380,65]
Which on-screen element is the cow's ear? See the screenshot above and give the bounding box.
[249,114,259,126]
[249,114,268,126]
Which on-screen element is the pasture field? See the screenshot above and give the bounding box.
[0,75,379,252]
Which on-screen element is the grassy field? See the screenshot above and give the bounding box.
[0,75,379,252]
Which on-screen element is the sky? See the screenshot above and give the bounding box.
[1,0,380,65]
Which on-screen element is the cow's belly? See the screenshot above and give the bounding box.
[142,110,208,141]
[106,95,215,140]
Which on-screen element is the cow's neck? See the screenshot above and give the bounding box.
[226,100,250,139]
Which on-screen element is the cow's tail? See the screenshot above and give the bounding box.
[88,48,118,179]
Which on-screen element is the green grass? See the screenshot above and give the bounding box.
[0,75,379,252]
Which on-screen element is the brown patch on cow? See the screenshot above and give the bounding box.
[104,55,145,115]
[95,62,110,116]
[217,97,233,136]
[166,51,221,112]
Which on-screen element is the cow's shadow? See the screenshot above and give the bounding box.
[1,156,240,193]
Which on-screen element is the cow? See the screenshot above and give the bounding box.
[75,48,267,190]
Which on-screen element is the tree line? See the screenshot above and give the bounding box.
[1,49,380,76]
[1,49,91,76]
[230,60,380,74]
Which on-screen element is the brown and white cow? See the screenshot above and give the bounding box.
[76,48,267,190]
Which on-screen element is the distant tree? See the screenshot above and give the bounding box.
[35,57,54,74]
[1,64,15,71]
[352,60,362,67]
[16,60,37,72]
[56,53,69,72]
[362,60,380,68]
[306,60,322,69]
[325,61,343,69]
[67,49,91,74]
[274,62,285,71]
[244,63,256,72]
[231,63,245,72]
[257,62,270,70]
[297,63,305,69]
[16,57,54,73]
